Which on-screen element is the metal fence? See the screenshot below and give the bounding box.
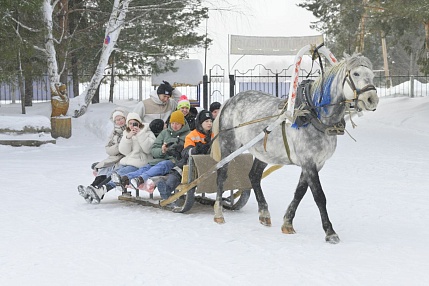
[0,74,200,105]
[1,69,428,106]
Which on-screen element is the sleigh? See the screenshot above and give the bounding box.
[117,153,254,213]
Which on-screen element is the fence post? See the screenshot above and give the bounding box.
[410,75,414,98]
[229,74,235,97]
[138,75,143,101]
[203,74,208,109]
[275,73,279,97]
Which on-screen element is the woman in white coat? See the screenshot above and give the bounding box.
[84,112,156,203]
[77,107,128,202]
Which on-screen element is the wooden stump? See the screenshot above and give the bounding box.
[51,117,72,139]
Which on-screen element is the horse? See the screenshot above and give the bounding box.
[211,53,379,244]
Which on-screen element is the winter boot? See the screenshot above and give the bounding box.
[156,179,171,200]
[130,176,145,190]
[144,179,156,193]
[111,172,130,193]
[77,185,93,203]
[91,175,107,187]
[86,185,107,204]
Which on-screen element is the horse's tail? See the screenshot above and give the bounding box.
[210,106,223,162]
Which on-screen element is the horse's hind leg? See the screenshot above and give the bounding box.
[250,158,271,226]
[214,164,229,224]
[305,166,340,244]
[282,171,308,234]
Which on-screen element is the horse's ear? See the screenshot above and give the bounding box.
[343,52,350,59]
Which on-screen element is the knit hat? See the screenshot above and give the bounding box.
[149,119,164,136]
[169,110,185,125]
[157,80,174,96]
[126,112,143,125]
[177,95,190,109]
[209,102,221,112]
[112,110,126,121]
[197,110,213,125]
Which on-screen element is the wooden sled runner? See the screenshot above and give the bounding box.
[118,153,254,213]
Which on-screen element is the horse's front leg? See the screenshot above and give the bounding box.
[250,159,270,226]
[282,171,308,234]
[305,166,340,244]
[214,164,228,224]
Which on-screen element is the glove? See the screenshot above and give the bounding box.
[91,162,99,170]
[195,142,210,154]
[166,143,184,160]
[204,133,212,144]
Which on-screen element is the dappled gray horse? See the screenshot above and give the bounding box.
[211,53,379,243]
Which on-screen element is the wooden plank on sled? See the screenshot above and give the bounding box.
[118,194,178,210]
[190,154,253,194]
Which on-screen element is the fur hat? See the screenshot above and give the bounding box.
[126,112,143,125]
[112,110,126,121]
[209,102,221,112]
[177,95,190,109]
[169,110,185,125]
[156,80,174,96]
[197,110,213,125]
[149,119,164,136]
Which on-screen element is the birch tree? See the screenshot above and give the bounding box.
[73,0,131,117]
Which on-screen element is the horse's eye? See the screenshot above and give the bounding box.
[353,72,360,77]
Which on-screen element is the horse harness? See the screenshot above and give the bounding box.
[291,79,346,136]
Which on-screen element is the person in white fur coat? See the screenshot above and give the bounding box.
[117,112,155,169]
[83,112,156,204]
[77,107,128,203]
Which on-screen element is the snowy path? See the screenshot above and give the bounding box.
[1,97,429,285]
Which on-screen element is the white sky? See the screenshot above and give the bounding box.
[189,0,319,72]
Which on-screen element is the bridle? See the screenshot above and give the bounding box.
[342,69,377,112]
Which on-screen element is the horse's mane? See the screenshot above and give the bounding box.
[310,53,372,96]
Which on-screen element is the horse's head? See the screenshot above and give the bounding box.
[342,54,379,112]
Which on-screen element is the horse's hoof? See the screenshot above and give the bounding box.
[281,225,296,234]
[325,234,340,244]
[259,216,271,226]
[214,217,225,224]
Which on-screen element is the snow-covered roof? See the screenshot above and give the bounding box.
[152,59,203,87]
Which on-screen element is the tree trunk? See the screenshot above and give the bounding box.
[425,21,429,55]
[71,54,79,98]
[69,0,81,98]
[24,75,33,107]
[92,84,100,104]
[109,52,115,103]
[74,0,131,118]
[42,0,70,137]
[58,0,69,86]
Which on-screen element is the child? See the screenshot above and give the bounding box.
[176,95,196,130]
[157,110,214,200]
[77,108,128,203]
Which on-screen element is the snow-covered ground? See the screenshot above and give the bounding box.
[1,95,428,285]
